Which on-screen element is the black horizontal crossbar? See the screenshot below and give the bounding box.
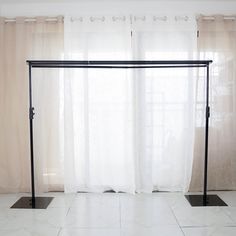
[30,65,207,69]
[27,60,212,68]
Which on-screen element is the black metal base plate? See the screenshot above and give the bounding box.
[185,194,227,207]
[11,197,54,209]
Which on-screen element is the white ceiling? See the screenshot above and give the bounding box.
[0,0,235,2]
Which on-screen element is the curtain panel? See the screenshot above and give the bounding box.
[64,15,134,193]
[190,15,236,191]
[0,16,64,193]
[131,15,197,192]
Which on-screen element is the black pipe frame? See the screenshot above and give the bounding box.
[11,59,228,208]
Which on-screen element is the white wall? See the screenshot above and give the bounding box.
[0,1,236,18]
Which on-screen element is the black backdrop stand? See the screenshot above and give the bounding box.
[11,62,53,209]
[185,63,227,206]
[11,60,227,209]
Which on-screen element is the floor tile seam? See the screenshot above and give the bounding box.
[181,225,236,228]
[168,202,185,236]
[221,207,236,224]
[57,226,121,230]
[119,195,122,229]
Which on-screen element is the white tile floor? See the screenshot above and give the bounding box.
[0,191,236,235]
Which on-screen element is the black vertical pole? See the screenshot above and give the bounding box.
[29,63,36,208]
[203,64,210,205]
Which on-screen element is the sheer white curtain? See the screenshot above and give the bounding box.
[0,16,64,193]
[190,15,236,191]
[64,16,135,193]
[131,15,197,192]
[63,15,197,193]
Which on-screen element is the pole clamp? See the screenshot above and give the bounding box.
[206,106,210,118]
[30,107,35,120]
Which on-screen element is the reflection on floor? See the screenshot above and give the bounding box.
[0,191,236,235]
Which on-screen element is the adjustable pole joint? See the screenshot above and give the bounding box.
[30,107,35,120]
[206,106,210,118]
